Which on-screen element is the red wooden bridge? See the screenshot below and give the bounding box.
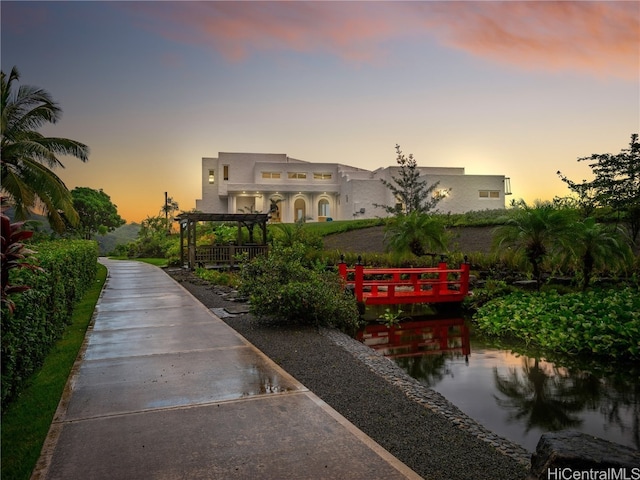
[338,258,470,306]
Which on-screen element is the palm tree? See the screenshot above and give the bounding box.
[1,66,89,232]
[492,200,575,289]
[567,217,632,291]
[384,212,448,258]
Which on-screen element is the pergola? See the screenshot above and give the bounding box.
[175,213,270,269]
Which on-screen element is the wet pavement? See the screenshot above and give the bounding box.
[32,259,421,479]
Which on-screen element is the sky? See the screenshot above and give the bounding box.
[2,1,639,223]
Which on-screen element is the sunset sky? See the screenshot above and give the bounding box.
[2,1,638,223]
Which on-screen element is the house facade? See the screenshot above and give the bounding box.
[195,152,511,222]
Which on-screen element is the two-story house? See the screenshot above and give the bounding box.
[195,152,511,222]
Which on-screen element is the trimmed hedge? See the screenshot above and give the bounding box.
[1,240,98,409]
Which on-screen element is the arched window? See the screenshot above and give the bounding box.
[318,199,330,218]
[294,198,306,222]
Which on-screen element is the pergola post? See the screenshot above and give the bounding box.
[179,220,185,266]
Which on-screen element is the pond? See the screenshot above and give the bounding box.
[357,317,639,452]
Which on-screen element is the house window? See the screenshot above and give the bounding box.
[318,199,330,217]
[288,172,307,179]
[208,170,215,184]
[223,165,229,181]
[261,172,281,179]
[313,173,332,180]
[479,190,500,198]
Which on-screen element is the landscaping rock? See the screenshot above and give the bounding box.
[527,431,640,480]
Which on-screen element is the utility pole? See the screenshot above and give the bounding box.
[164,191,170,234]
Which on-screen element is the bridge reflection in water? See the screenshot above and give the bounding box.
[356,318,470,360]
[356,317,639,452]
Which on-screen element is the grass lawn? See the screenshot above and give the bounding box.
[298,218,385,236]
[1,263,108,480]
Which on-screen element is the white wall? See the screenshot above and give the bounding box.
[196,152,508,219]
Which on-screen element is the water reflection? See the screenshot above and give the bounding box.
[493,358,585,432]
[356,318,639,451]
[356,317,470,359]
[242,363,295,397]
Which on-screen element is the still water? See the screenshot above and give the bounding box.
[357,318,639,452]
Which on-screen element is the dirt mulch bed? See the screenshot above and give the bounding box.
[323,225,495,255]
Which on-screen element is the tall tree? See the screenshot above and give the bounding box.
[558,134,640,243]
[374,144,446,216]
[492,200,575,290]
[70,187,125,240]
[1,67,89,232]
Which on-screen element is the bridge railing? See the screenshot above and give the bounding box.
[338,258,470,305]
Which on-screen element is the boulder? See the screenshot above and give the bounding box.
[527,431,640,480]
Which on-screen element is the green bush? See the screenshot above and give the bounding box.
[1,240,98,409]
[195,268,239,287]
[463,279,515,311]
[239,244,363,334]
[129,234,178,258]
[473,287,640,360]
[441,209,509,227]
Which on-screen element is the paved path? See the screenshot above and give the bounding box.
[33,259,421,479]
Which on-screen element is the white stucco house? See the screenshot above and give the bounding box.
[195,152,511,222]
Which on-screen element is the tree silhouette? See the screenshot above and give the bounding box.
[1,67,89,232]
[493,358,586,432]
[559,134,640,244]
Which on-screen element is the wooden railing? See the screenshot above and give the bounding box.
[338,259,470,305]
[190,244,269,267]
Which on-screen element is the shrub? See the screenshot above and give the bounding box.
[239,244,363,334]
[1,240,98,409]
[473,287,640,360]
[129,234,178,258]
[194,268,239,287]
[1,213,42,312]
[463,279,515,311]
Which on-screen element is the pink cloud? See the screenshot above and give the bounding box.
[422,1,640,79]
[119,1,639,79]
[119,2,396,64]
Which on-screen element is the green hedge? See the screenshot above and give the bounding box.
[1,240,98,409]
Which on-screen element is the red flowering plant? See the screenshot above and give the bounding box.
[1,200,43,313]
